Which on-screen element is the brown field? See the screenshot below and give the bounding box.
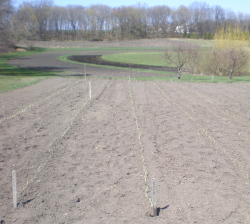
[0,77,249,223]
[1,39,250,223]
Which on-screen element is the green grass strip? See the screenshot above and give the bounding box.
[101,52,168,67]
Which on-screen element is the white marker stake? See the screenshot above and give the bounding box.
[152,178,157,216]
[12,170,17,208]
[89,82,92,100]
[84,64,87,79]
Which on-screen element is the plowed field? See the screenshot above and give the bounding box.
[1,77,249,223]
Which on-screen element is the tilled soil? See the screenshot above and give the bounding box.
[67,55,177,72]
[1,39,250,223]
[0,77,250,223]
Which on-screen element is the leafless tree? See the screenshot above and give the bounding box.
[213,5,225,27]
[15,2,38,40]
[112,4,148,40]
[186,45,200,74]
[16,0,53,40]
[174,5,191,28]
[130,3,148,38]
[164,43,190,79]
[34,0,53,40]
[148,6,171,37]
[0,0,14,50]
[215,47,249,79]
[65,5,84,40]
[49,6,67,40]
[87,4,111,40]
[189,2,211,36]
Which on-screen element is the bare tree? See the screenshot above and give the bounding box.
[49,6,68,40]
[15,2,38,40]
[113,4,148,40]
[113,6,132,39]
[130,3,148,39]
[214,47,249,79]
[186,45,200,74]
[87,4,111,40]
[16,0,53,40]
[164,43,190,79]
[189,2,211,36]
[213,5,225,27]
[175,5,191,27]
[0,0,14,50]
[149,6,171,37]
[34,0,53,40]
[66,5,84,40]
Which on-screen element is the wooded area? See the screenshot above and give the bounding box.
[1,0,250,46]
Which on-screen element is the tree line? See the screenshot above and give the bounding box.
[1,0,250,46]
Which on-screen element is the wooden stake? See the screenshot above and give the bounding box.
[89,82,92,100]
[152,178,157,216]
[84,64,87,79]
[12,170,17,208]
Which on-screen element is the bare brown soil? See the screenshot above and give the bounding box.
[67,55,177,72]
[1,39,250,223]
[0,76,250,223]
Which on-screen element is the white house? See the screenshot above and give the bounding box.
[175,23,190,34]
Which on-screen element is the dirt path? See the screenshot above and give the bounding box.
[1,76,250,223]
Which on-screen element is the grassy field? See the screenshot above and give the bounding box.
[101,52,168,67]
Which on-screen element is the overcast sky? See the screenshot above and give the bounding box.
[15,0,250,14]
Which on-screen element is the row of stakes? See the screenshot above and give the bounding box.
[11,80,93,208]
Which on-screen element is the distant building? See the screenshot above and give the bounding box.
[175,23,190,34]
